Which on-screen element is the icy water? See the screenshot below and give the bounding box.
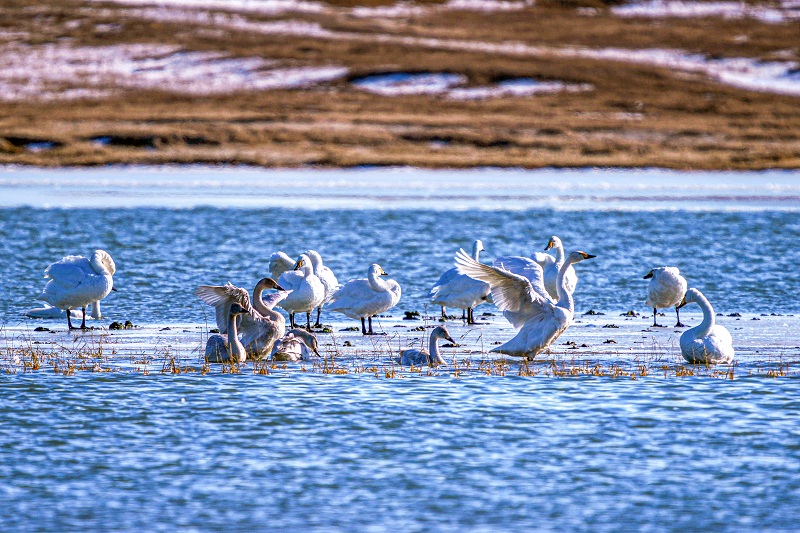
[1,166,800,530]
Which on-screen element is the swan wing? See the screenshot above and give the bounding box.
[492,256,553,303]
[43,256,93,289]
[261,290,291,310]
[455,249,551,320]
[428,267,459,297]
[530,252,556,270]
[195,283,254,333]
[277,269,304,291]
[269,252,295,280]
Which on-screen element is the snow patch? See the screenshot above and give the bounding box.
[353,73,467,96]
[89,0,325,15]
[0,43,347,101]
[448,78,593,99]
[612,0,800,22]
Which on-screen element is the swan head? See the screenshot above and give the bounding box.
[567,251,596,263]
[286,328,320,356]
[677,288,702,309]
[293,254,313,274]
[432,325,455,344]
[643,269,654,279]
[90,250,116,276]
[369,263,388,277]
[256,277,285,292]
[544,236,562,251]
[472,240,485,254]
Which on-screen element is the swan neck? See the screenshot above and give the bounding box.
[694,294,715,337]
[555,258,575,311]
[472,244,481,261]
[252,284,277,318]
[227,313,239,345]
[368,271,389,292]
[554,242,565,266]
[429,332,442,363]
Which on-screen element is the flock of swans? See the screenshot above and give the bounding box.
[28,236,735,367]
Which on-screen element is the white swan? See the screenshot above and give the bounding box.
[677,288,734,364]
[270,328,320,362]
[269,251,295,281]
[304,249,339,327]
[429,240,491,324]
[644,267,688,327]
[397,325,454,367]
[25,305,86,320]
[495,236,576,301]
[204,303,249,363]
[195,277,288,360]
[326,263,401,335]
[37,250,116,330]
[278,254,326,330]
[456,249,595,358]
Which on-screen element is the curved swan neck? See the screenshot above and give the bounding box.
[555,257,576,311]
[693,293,715,338]
[227,313,239,345]
[428,331,444,364]
[252,284,281,320]
[472,243,481,261]
[90,252,112,275]
[368,270,389,292]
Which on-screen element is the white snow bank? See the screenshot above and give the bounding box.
[352,73,467,96]
[0,43,347,101]
[448,78,593,99]
[612,0,800,22]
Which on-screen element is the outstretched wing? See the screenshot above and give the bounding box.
[492,256,553,304]
[531,252,556,270]
[269,252,295,280]
[455,249,552,322]
[261,290,291,310]
[195,283,254,334]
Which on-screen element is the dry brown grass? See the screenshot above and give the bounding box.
[0,0,798,169]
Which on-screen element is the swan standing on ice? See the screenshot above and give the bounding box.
[495,236,576,301]
[37,250,117,330]
[677,288,734,364]
[204,303,249,364]
[644,267,687,327]
[429,240,491,324]
[270,328,321,362]
[397,325,455,367]
[304,249,338,328]
[195,277,287,360]
[278,254,326,330]
[456,249,595,358]
[327,263,401,335]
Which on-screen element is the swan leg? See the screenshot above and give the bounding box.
[652,308,661,328]
[467,307,474,325]
[289,313,296,329]
[66,309,74,330]
[461,309,467,322]
[80,307,87,329]
[361,317,367,335]
[305,312,312,331]
[441,306,447,319]
[675,307,686,328]
[368,316,374,335]
[314,307,322,328]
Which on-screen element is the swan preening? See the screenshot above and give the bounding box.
[37,250,117,330]
[327,263,401,335]
[456,248,595,358]
[397,325,454,367]
[644,267,688,328]
[678,288,734,364]
[204,303,249,364]
[429,240,491,324]
[270,328,320,362]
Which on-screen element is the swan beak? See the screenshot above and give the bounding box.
[111,287,118,292]
[677,297,687,309]
[544,240,554,251]
[581,253,596,259]
[643,270,654,279]
[293,260,303,270]
[275,283,286,291]
[380,269,388,276]
[446,336,455,344]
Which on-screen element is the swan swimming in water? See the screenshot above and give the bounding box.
[429,240,491,324]
[204,303,249,364]
[678,288,734,364]
[278,254,326,330]
[270,328,320,362]
[397,325,455,367]
[304,249,339,328]
[327,263,401,335]
[644,267,688,327]
[456,248,595,358]
[495,236,577,301]
[37,250,117,330]
[195,277,287,360]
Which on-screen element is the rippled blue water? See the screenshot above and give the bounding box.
[1,168,799,530]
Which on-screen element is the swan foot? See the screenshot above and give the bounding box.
[675,322,686,328]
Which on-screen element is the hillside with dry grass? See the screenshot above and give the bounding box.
[0,0,798,169]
